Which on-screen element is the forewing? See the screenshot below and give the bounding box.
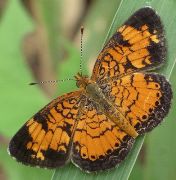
[91,7,165,82]
[71,99,134,172]
[100,73,172,134]
[9,90,82,168]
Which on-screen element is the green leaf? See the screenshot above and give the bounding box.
[52,136,144,180]
[53,0,176,180]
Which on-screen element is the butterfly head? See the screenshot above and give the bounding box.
[74,72,90,88]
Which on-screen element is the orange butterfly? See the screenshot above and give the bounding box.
[8,7,172,172]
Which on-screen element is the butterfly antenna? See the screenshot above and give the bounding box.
[30,27,84,86]
[29,78,75,85]
[80,26,84,75]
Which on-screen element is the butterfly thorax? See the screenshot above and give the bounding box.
[75,72,105,101]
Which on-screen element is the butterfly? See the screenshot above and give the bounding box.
[8,7,172,172]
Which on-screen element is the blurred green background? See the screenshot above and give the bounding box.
[0,0,176,180]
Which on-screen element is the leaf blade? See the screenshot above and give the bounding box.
[53,0,176,179]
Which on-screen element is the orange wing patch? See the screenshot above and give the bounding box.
[9,91,82,168]
[91,7,165,82]
[102,73,172,134]
[71,101,134,172]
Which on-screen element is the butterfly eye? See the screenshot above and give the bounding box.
[76,81,81,88]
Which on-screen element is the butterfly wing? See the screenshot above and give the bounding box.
[71,99,134,172]
[100,73,172,134]
[9,90,82,168]
[91,7,172,136]
[91,7,165,82]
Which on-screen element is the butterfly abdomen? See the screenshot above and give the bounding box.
[85,81,138,138]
